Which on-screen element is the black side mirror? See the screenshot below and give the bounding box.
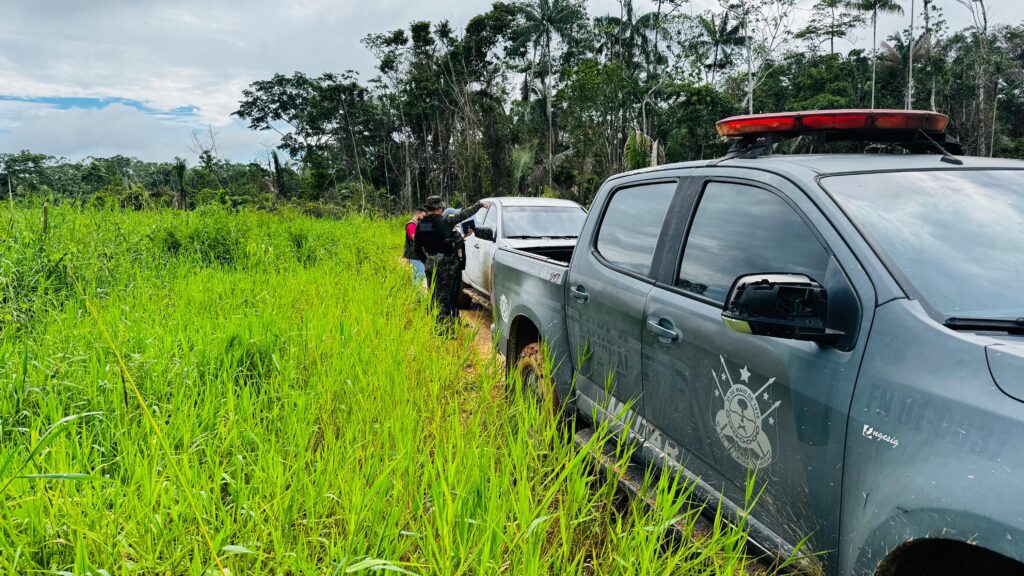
[722,273,842,345]
[475,226,495,242]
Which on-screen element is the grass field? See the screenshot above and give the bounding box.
[0,205,761,575]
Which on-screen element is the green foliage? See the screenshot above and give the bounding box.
[661,83,738,162]
[90,180,150,210]
[510,145,535,194]
[623,128,655,171]
[0,206,771,573]
[796,0,866,54]
[695,12,747,85]
[757,51,864,111]
[0,222,71,332]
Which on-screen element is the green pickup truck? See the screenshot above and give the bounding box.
[490,110,1024,576]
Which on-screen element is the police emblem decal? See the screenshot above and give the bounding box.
[712,355,781,468]
[499,293,510,323]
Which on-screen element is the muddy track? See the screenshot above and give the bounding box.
[457,287,499,362]
[461,304,495,358]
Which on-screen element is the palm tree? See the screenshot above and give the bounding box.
[595,0,664,135]
[594,0,662,73]
[855,0,904,109]
[513,0,586,190]
[696,12,746,86]
[878,35,929,70]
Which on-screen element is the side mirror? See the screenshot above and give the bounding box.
[475,226,495,242]
[721,273,842,345]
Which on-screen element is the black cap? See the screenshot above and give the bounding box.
[414,205,426,213]
[424,195,446,210]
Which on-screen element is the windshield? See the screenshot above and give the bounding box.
[502,206,586,239]
[823,169,1024,319]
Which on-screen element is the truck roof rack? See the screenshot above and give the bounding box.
[715,110,963,160]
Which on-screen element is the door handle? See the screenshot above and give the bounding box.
[646,317,680,343]
[569,285,589,303]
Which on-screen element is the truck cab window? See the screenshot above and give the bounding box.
[595,182,676,276]
[678,182,829,303]
[473,206,488,226]
[482,205,499,230]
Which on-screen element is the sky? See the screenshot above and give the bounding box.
[0,0,1019,163]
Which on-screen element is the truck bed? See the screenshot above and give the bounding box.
[512,244,574,265]
[490,246,573,387]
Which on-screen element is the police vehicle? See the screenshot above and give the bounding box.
[489,110,1024,575]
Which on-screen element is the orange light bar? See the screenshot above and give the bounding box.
[716,109,949,138]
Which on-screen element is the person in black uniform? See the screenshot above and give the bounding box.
[443,208,468,312]
[414,195,489,324]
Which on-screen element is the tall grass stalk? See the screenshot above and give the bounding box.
[0,204,764,574]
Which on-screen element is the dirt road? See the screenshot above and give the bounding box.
[461,301,498,361]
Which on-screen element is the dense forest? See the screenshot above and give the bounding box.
[3,0,1022,213]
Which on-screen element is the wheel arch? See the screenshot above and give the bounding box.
[504,311,575,405]
[506,313,540,365]
[875,537,1023,576]
[846,507,1024,576]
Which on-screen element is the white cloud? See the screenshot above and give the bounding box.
[0,0,1018,161]
[0,99,59,130]
[0,0,495,125]
[0,102,275,163]
[0,0,500,159]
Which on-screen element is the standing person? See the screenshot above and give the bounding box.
[415,196,489,325]
[442,208,469,312]
[442,208,469,309]
[404,206,426,284]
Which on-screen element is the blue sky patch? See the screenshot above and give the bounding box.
[0,95,199,118]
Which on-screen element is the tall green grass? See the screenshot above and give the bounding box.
[0,205,761,574]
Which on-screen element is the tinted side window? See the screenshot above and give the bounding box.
[678,182,829,302]
[596,182,676,276]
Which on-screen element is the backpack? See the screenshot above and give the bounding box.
[414,214,456,260]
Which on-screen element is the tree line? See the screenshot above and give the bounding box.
[5,0,1023,213]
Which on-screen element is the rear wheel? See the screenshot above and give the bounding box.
[514,342,559,412]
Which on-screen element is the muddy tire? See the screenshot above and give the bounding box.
[514,342,560,411]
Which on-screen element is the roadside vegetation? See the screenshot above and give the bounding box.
[1,205,764,574]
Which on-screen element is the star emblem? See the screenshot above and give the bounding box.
[711,355,781,469]
[739,366,751,383]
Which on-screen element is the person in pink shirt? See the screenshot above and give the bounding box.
[404,206,427,283]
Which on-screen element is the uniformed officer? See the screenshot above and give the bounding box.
[414,195,489,324]
[442,207,468,310]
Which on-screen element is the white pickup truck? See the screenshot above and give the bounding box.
[460,196,585,301]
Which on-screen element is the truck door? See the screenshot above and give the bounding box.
[477,204,501,294]
[463,205,491,291]
[565,180,678,440]
[640,176,875,569]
